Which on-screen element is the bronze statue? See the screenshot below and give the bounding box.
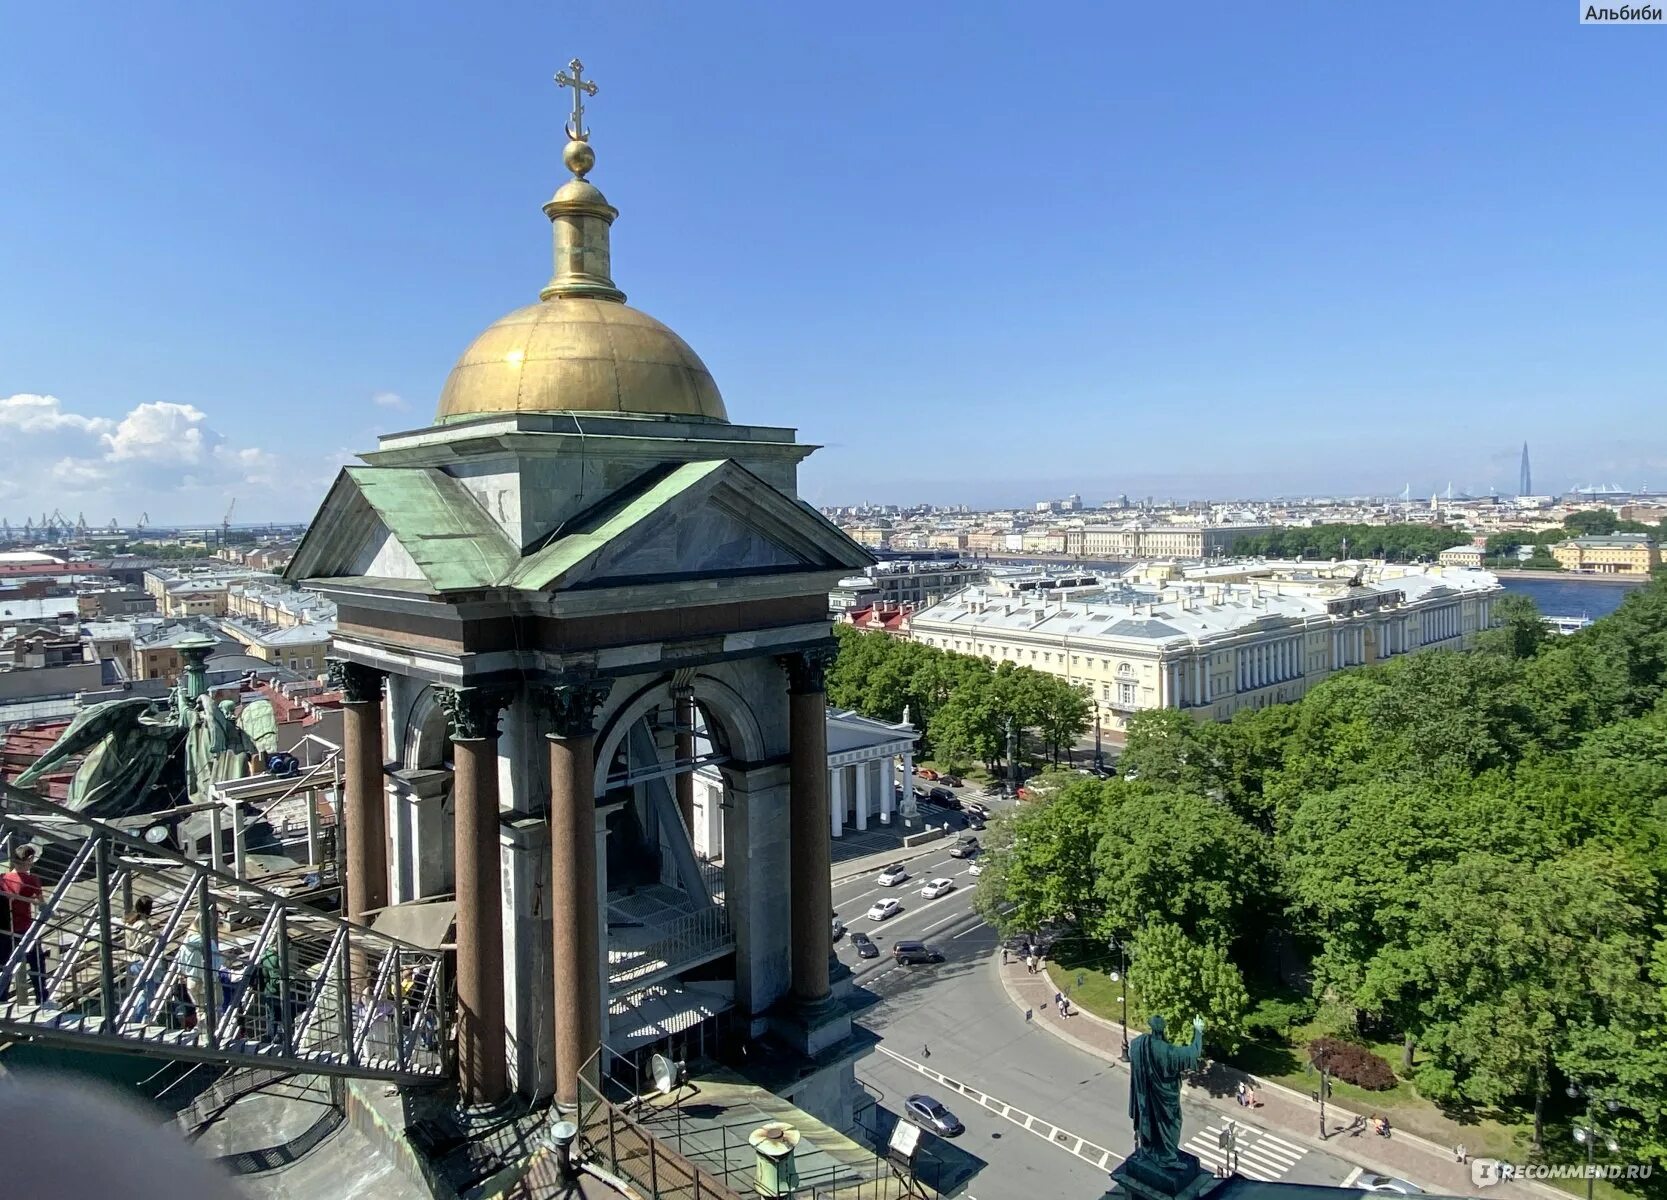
[1128,1013,1206,1170]
[13,638,277,821]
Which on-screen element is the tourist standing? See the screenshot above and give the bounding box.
[123,895,158,1023]
[0,844,47,1005]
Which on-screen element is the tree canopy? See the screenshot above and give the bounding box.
[971,576,1667,1173]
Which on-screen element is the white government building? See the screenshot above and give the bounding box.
[908,561,1504,730]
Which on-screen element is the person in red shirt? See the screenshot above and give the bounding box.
[1,843,48,1006]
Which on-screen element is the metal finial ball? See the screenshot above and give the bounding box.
[563,139,596,178]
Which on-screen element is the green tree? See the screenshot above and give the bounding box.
[1117,709,1224,794]
[1090,785,1273,948]
[1128,922,1251,1055]
[1474,592,1548,660]
[973,778,1107,934]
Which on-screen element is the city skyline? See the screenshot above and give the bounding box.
[3,3,1665,523]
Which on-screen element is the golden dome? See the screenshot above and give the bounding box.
[436,298,727,424]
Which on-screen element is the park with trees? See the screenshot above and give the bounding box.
[951,583,1667,1187]
[826,624,1093,774]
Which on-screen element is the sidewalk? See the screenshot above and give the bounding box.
[994,956,1555,1200]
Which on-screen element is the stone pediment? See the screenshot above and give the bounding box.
[506,459,872,593]
[287,459,872,597]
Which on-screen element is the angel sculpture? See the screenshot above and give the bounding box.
[14,643,279,821]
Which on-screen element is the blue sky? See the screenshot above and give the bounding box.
[2,2,1663,521]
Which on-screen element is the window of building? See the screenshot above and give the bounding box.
[1117,661,1134,677]
[1118,681,1137,705]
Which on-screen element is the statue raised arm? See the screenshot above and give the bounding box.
[1126,1013,1207,1175]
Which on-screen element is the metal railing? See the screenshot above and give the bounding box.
[0,786,448,1083]
[575,1049,939,1199]
[608,905,733,991]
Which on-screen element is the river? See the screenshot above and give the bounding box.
[1498,575,1639,620]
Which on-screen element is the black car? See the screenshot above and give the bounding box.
[947,837,979,859]
[905,1093,964,1137]
[851,931,879,959]
[938,774,964,788]
[892,940,944,964]
[832,917,846,942]
[928,786,959,808]
[966,815,986,831]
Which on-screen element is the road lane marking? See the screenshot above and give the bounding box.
[1343,1167,1363,1188]
[873,1045,1122,1174]
[951,920,988,939]
[922,913,960,933]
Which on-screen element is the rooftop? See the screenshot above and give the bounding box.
[912,563,1500,646]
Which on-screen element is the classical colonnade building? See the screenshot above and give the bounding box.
[288,101,874,1124]
[910,561,1503,730]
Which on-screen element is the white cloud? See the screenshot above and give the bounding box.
[371,390,407,410]
[0,393,300,523]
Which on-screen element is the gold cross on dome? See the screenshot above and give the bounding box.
[555,57,599,141]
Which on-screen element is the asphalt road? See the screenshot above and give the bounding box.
[831,796,1394,1198]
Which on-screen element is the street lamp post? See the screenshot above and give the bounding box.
[1567,1084,1622,1200]
[1093,703,1103,771]
[1315,1049,1331,1140]
[1109,936,1129,1061]
[1005,716,1018,798]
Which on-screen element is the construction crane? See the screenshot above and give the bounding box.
[137,511,149,535]
[221,497,237,548]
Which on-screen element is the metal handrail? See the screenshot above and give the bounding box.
[0,785,449,1083]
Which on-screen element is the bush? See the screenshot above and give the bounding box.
[1246,996,1313,1042]
[1308,1036,1397,1091]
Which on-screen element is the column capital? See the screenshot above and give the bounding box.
[437,685,513,742]
[537,679,612,740]
[779,645,838,695]
[327,658,385,705]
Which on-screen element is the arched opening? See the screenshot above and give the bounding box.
[399,684,452,771]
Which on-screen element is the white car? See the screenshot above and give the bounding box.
[867,898,902,922]
[967,861,983,876]
[876,863,909,886]
[919,878,956,899]
[1358,1177,1424,1195]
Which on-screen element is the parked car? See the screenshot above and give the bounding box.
[938,774,963,788]
[892,941,944,965]
[851,931,879,959]
[919,877,956,899]
[867,898,902,922]
[918,767,940,781]
[928,786,959,808]
[1358,1177,1424,1195]
[831,917,846,941]
[948,838,980,859]
[876,863,909,886]
[967,861,983,876]
[904,1093,963,1136]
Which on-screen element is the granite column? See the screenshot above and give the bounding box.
[542,681,611,1111]
[438,685,512,1106]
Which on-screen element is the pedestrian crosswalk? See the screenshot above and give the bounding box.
[1184,1123,1308,1182]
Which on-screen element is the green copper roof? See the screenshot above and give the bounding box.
[504,460,728,591]
[345,466,518,592]
[289,458,874,598]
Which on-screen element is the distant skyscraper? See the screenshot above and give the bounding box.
[1520,442,1532,496]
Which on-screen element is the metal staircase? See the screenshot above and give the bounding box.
[0,786,450,1084]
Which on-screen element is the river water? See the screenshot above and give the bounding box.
[1499,575,1639,620]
